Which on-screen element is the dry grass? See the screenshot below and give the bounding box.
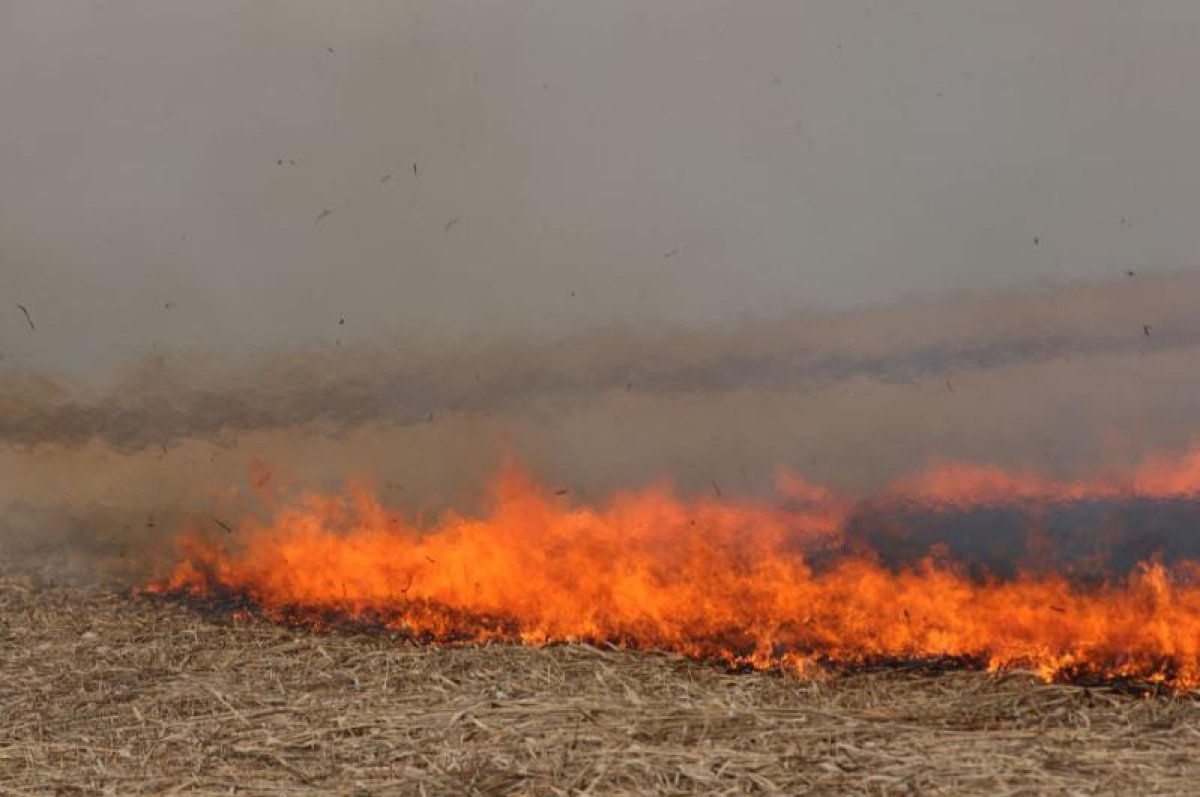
[2,575,1199,795]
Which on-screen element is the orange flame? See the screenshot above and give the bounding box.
[153,447,1200,687]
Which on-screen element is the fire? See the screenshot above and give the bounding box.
[153,448,1200,688]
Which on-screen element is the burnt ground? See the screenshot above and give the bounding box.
[1,574,1199,795]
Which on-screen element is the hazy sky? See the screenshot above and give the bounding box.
[3,1,1200,378]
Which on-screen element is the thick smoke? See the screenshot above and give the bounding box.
[5,272,1197,452]
[3,274,1200,584]
[6,2,1200,583]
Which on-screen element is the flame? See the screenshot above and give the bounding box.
[153,447,1200,687]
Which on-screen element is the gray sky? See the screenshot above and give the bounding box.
[3,1,1200,378]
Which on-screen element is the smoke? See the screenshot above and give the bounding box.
[5,271,1198,453]
[3,273,1200,584]
[6,2,1200,583]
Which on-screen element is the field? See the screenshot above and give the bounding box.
[2,574,1199,795]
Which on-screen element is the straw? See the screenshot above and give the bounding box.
[2,574,1198,796]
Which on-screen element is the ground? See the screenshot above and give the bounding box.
[2,574,1198,796]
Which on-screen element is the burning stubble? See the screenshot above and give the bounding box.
[2,275,1200,687]
[148,451,1200,687]
[7,6,1200,792]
